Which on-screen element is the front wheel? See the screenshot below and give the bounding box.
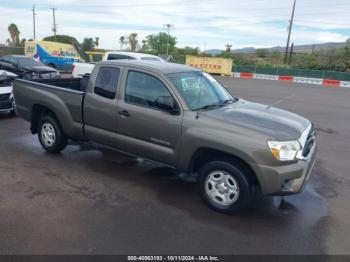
[38,115,67,153]
[198,159,253,214]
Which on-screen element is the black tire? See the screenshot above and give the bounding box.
[47,63,56,69]
[38,115,67,153]
[198,158,253,214]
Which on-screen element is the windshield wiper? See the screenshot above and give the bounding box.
[196,98,239,111]
[196,103,223,111]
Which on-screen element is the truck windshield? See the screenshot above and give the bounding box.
[18,57,44,67]
[167,71,233,110]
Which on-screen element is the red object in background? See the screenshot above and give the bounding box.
[323,79,340,88]
[240,72,253,78]
[278,76,294,81]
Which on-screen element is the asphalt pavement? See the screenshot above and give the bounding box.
[0,77,349,255]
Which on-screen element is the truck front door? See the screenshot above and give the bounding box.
[116,69,182,166]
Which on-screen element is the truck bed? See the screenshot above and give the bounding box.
[34,76,89,92]
[13,77,87,140]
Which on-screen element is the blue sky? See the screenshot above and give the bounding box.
[0,0,349,50]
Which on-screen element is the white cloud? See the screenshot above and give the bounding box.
[0,0,349,50]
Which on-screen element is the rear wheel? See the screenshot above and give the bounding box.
[198,158,253,214]
[38,115,67,153]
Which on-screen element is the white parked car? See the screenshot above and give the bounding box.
[0,70,17,115]
[72,51,165,78]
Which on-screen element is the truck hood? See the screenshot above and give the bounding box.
[203,99,310,140]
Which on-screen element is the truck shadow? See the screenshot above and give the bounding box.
[68,143,328,237]
[0,112,15,120]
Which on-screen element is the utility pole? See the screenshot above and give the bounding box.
[288,43,294,64]
[284,0,296,64]
[51,7,58,41]
[32,4,36,39]
[163,24,174,56]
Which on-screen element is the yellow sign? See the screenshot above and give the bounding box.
[186,55,233,76]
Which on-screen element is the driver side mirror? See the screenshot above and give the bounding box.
[155,96,179,114]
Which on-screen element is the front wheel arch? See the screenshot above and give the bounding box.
[189,148,260,187]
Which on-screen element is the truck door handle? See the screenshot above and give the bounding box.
[118,110,130,117]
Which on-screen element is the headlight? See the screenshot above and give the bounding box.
[267,140,301,161]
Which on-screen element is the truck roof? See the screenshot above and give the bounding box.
[99,60,201,74]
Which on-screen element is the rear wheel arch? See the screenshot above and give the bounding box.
[31,104,61,134]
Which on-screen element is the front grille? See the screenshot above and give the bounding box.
[0,93,10,101]
[302,126,315,157]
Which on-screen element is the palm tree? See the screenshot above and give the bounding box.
[119,36,126,50]
[8,23,20,47]
[128,33,138,51]
[225,44,232,53]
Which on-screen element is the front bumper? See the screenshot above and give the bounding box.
[0,99,14,112]
[252,142,317,196]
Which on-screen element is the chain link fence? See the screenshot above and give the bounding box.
[233,65,350,81]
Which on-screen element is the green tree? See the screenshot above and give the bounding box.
[256,48,269,58]
[8,23,20,47]
[43,35,80,46]
[81,37,95,51]
[95,37,99,48]
[145,32,176,54]
[176,46,200,55]
[225,44,232,53]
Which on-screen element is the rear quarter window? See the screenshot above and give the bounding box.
[94,67,120,99]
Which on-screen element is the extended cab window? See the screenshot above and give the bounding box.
[125,71,172,109]
[94,67,120,99]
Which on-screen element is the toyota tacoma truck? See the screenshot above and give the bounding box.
[13,60,316,214]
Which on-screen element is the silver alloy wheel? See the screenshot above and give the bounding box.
[41,122,56,147]
[205,170,239,206]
